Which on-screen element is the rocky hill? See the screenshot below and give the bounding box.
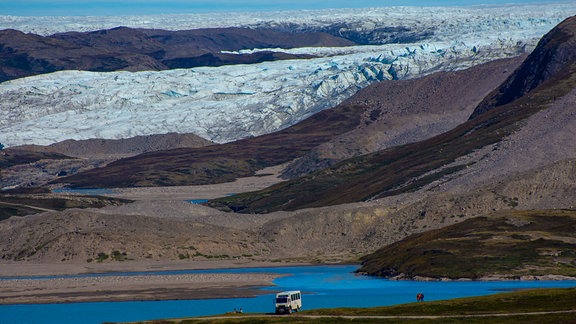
[357,209,576,280]
[207,15,576,213]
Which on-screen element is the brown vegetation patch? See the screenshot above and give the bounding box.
[357,209,576,279]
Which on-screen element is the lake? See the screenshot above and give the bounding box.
[2,265,576,324]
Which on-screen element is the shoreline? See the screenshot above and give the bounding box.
[0,259,315,277]
[0,273,281,305]
[0,260,316,305]
[363,272,576,282]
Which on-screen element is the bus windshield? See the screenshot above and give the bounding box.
[276,297,288,303]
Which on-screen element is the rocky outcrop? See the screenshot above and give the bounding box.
[470,16,576,118]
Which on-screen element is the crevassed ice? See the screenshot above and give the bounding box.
[1,3,575,147]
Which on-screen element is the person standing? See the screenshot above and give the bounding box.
[416,292,424,302]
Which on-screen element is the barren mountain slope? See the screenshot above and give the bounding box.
[209,15,576,213]
[429,87,576,195]
[283,56,525,177]
[254,158,576,262]
[0,208,270,262]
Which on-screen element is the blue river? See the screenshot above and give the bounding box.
[2,265,576,324]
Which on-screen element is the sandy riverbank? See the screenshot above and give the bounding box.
[0,272,280,304]
[0,260,310,305]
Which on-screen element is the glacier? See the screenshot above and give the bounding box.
[1,3,575,147]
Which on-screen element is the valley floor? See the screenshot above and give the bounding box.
[91,164,288,201]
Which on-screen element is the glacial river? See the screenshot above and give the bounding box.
[2,265,576,324]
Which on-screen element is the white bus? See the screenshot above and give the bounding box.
[274,290,302,314]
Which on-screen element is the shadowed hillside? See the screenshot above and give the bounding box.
[0,133,215,190]
[470,16,576,118]
[207,16,576,213]
[0,149,72,170]
[281,56,524,178]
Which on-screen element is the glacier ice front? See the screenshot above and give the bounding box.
[0,3,574,147]
[0,41,524,147]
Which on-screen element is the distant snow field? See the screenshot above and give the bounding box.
[1,3,575,147]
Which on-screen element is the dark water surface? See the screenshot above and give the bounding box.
[2,265,575,324]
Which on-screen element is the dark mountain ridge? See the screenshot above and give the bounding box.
[15,133,214,159]
[0,26,354,82]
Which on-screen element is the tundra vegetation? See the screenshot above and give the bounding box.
[135,287,576,323]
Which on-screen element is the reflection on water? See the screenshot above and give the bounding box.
[2,265,576,324]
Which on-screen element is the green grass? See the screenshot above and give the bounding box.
[134,287,576,323]
[305,287,576,316]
